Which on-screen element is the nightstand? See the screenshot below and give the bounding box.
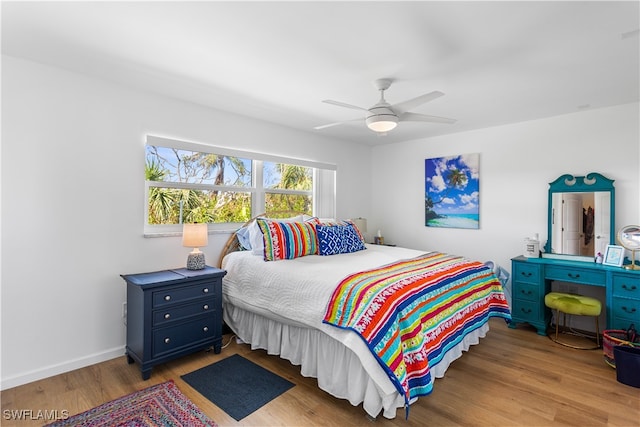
[121,266,226,380]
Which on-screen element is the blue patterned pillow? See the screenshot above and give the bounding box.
[316,224,367,256]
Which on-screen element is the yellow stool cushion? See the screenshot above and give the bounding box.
[544,292,602,317]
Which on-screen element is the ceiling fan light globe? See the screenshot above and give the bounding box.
[366,113,398,133]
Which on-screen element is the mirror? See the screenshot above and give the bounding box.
[544,173,615,259]
[618,225,640,270]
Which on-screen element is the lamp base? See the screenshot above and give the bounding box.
[186,252,206,270]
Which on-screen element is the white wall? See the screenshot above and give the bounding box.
[0,55,372,389]
[370,102,639,269]
[370,102,639,330]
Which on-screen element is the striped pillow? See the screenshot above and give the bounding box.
[256,218,318,261]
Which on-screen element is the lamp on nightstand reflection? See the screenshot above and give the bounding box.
[182,223,208,270]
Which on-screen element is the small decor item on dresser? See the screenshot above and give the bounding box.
[524,234,540,258]
[183,223,208,270]
[603,244,625,267]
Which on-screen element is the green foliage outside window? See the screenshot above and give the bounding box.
[146,146,313,225]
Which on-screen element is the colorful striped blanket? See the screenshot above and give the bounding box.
[323,252,511,408]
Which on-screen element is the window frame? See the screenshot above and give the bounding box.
[144,135,336,236]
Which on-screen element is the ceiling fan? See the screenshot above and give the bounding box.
[314,78,456,134]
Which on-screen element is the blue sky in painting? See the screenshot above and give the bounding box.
[425,154,479,215]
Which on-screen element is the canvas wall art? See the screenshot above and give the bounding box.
[425,153,480,229]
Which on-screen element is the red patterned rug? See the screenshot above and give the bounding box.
[45,380,217,426]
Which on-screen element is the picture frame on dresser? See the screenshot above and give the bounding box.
[603,245,625,267]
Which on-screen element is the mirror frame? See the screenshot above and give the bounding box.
[544,172,615,257]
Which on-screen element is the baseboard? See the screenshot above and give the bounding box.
[0,346,126,391]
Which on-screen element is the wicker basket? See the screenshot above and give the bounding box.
[603,329,639,368]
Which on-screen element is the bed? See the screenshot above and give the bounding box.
[219,214,511,419]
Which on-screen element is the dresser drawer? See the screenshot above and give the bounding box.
[513,263,541,284]
[153,298,215,326]
[152,316,216,357]
[545,266,605,286]
[153,281,216,308]
[612,274,640,299]
[512,299,540,323]
[513,282,541,302]
[612,297,640,321]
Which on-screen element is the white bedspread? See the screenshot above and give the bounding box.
[221,244,492,418]
[222,244,425,329]
[222,246,429,394]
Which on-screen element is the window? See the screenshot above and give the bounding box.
[144,135,336,235]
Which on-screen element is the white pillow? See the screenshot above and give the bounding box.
[236,224,253,250]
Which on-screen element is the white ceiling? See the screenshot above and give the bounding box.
[2,1,639,146]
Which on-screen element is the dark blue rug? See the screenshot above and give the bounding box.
[181,354,294,421]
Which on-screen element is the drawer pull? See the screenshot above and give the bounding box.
[520,289,533,296]
[164,295,171,301]
[164,313,171,319]
[203,326,209,332]
[567,273,580,279]
[520,308,532,314]
[520,272,532,277]
[622,306,637,314]
[622,284,638,291]
[164,338,170,344]
[203,304,209,310]
[203,288,209,294]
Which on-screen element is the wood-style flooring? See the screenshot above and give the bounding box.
[1,319,639,426]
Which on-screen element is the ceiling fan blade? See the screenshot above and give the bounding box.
[314,117,362,130]
[322,99,368,111]
[392,91,445,114]
[400,112,457,124]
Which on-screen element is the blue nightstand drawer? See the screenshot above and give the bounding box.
[153,298,216,326]
[152,316,216,358]
[612,274,640,299]
[513,263,541,284]
[153,281,215,308]
[545,266,605,286]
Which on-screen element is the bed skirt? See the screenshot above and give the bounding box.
[223,302,491,419]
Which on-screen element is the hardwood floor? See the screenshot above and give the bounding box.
[2,319,638,426]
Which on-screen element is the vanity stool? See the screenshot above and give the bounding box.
[544,292,601,350]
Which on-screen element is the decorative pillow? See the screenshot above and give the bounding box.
[249,215,304,256]
[316,223,367,256]
[236,224,253,250]
[318,219,366,244]
[256,218,319,261]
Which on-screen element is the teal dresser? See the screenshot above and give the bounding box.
[510,256,640,335]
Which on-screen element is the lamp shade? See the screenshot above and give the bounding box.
[182,223,208,248]
[351,217,367,233]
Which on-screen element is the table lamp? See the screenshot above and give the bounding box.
[351,217,367,241]
[182,223,208,270]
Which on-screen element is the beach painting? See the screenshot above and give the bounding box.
[425,153,480,229]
